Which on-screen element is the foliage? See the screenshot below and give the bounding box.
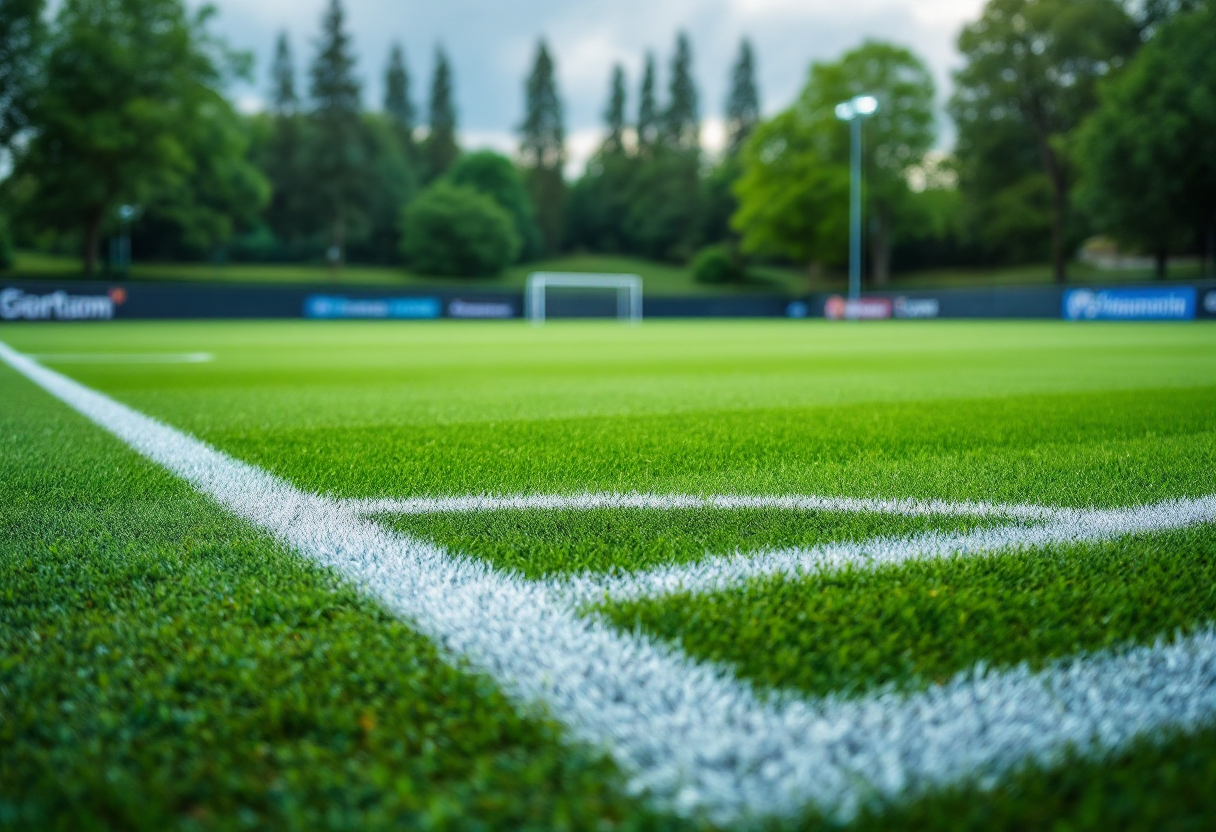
[950,0,1140,280]
[725,39,760,159]
[0,0,44,150]
[383,41,415,153]
[602,64,628,156]
[623,150,702,263]
[1075,0,1216,275]
[661,32,699,152]
[400,182,520,277]
[422,47,459,183]
[518,40,565,256]
[0,211,13,269]
[447,150,541,261]
[690,244,745,285]
[734,41,935,280]
[308,0,365,266]
[637,53,659,155]
[14,0,263,275]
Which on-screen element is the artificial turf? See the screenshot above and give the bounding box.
[3,319,1216,830]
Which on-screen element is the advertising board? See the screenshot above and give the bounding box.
[1062,287,1196,321]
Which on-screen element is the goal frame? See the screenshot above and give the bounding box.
[525,273,643,324]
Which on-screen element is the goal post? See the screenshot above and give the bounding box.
[525,273,643,324]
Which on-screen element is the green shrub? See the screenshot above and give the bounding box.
[692,244,744,285]
[400,183,521,277]
[447,151,543,261]
[0,215,13,271]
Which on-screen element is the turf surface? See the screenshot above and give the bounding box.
[3,319,1216,830]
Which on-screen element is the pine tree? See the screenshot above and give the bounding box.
[265,31,307,252]
[384,42,414,150]
[725,38,759,157]
[518,39,565,255]
[637,53,658,155]
[519,40,564,171]
[270,31,297,116]
[423,46,459,182]
[309,0,364,270]
[662,32,699,152]
[602,64,627,155]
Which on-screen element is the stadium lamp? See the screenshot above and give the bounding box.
[835,95,880,314]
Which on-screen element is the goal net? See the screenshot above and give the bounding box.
[525,273,643,324]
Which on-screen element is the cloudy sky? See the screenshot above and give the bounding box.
[202,0,986,171]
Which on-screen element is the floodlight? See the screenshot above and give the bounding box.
[854,95,879,115]
[835,102,855,121]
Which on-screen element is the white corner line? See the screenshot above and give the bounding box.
[341,492,1064,522]
[4,337,1216,827]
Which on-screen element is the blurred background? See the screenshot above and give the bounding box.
[0,0,1213,303]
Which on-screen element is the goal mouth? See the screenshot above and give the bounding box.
[526,272,643,324]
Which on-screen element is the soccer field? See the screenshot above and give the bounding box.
[3,319,1216,830]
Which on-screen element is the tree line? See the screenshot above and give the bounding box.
[0,0,1213,283]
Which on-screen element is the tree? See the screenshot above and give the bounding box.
[725,38,760,158]
[384,42,415,155]
[661,32,698,152]
[733,41,936,283]
[262,32,310,256]
[602,64,627,156]
[637,53,658,155]
[16,0,258,275]
[951,0,1139,281]
[447,150,541,261]
[518,39,565,255]
[401,182,520,277]
[1076,0,1216,276]
[423,47,459,183]
[0,0,44,152]
[309,0,365,271]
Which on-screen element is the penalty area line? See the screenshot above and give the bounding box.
[4,338,1216,827]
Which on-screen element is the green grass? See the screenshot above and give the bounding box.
[384,508,995,579]
[12,248,1207,295]
[7,250,808,296]
[3,319,1216,830]
[602,527,1216,700]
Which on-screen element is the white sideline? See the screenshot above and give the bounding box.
[343,492,1063,522]
[31,352,214,363]
[4,338,1216,826]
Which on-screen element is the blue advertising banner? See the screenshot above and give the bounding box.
[304,294,442,320]
[1062,287,1196,321]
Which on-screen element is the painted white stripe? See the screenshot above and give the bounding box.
[4,338,1216,827]
[555,496,1216,605]
[343,492,1062,522]
[30,352,214,364]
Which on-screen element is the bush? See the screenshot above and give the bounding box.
[692,244,745,285]
[0,216,14,271]
[400,183,521,277]
[447,151,543,261]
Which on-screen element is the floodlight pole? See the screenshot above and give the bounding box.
[835,95,878,314]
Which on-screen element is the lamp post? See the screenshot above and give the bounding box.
[117,204,138,275]
[834,95,879,315]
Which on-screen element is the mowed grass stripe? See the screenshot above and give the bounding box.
[602,525,1216,700]
[383,507,999,578]
[204,387,1216,509]
[0,367,670,831]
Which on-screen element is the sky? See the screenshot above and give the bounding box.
[201,0,987,173]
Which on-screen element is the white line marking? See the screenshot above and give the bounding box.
[4,338,1216,826]
[344,492,1062,522]
[30,352,214,364]
[554,496,1216,605]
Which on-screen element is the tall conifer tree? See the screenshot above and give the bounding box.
[518,39,565,255]
[725,38,759,157]
[602,64,627,155]
[384,42,414,156]
[662,32,698,152]
[270,32,297,115]
[423,47,458,182]
[309,0,363,269]
[637,53,658,155]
